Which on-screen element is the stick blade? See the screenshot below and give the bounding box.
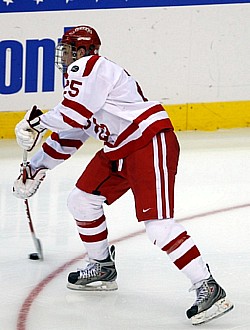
[33,237,44,260]
[29,253,40,260]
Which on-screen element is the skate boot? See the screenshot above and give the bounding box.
[186,272,233,325]
[67,245,118,291]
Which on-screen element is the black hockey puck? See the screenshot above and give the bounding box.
[29,253,40,260]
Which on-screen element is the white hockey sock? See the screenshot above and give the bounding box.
[76,215,109,260]
[181,256,210,285]
[145,219,210,284]
[67,188,109,260]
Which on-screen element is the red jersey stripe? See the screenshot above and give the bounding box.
[135,81,148,101]
[42,143,71,160]
[62,97,93,119]
[83,55,100,77]
[105,105,170,149]
[105,118,173,160]
[51,132,83,149]
[61,113,84,129]
[133,104,166,125]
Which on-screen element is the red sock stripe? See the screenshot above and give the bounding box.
[76,215,106,228]
[161,231,190,254]
[79,229,108,243]
[174,246,201,270]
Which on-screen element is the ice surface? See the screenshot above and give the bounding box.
[1,128,250,330]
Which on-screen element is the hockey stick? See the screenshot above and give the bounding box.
[22,150,44,260]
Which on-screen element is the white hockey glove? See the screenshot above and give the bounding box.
[13,163,47,199]
[15,105,47,151]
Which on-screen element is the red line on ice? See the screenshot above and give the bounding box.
[16,203,250,330]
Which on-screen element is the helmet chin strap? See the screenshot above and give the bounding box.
[84,51,90,56]
[85,45,95,56]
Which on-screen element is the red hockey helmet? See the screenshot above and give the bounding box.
[55,25,101,72]
[62,26,101,54]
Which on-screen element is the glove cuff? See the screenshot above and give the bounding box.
[27,116,46,133]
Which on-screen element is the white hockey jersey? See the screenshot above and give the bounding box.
[31,55,173,170]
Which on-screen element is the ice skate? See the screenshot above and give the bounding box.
[67,245,118,291]
[186,274,233,325]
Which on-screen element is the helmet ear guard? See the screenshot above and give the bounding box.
[84,44,98,56]
[55,25,101,72]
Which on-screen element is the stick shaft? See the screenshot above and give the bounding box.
[22,150,43,260]
[23,150,28,166]
[22,150,28,184]
[24,199,43,260]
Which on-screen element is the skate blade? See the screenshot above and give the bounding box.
[67,280,118,291]
[191,297,234,325]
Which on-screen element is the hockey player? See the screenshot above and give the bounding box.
[13,25,233,325]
